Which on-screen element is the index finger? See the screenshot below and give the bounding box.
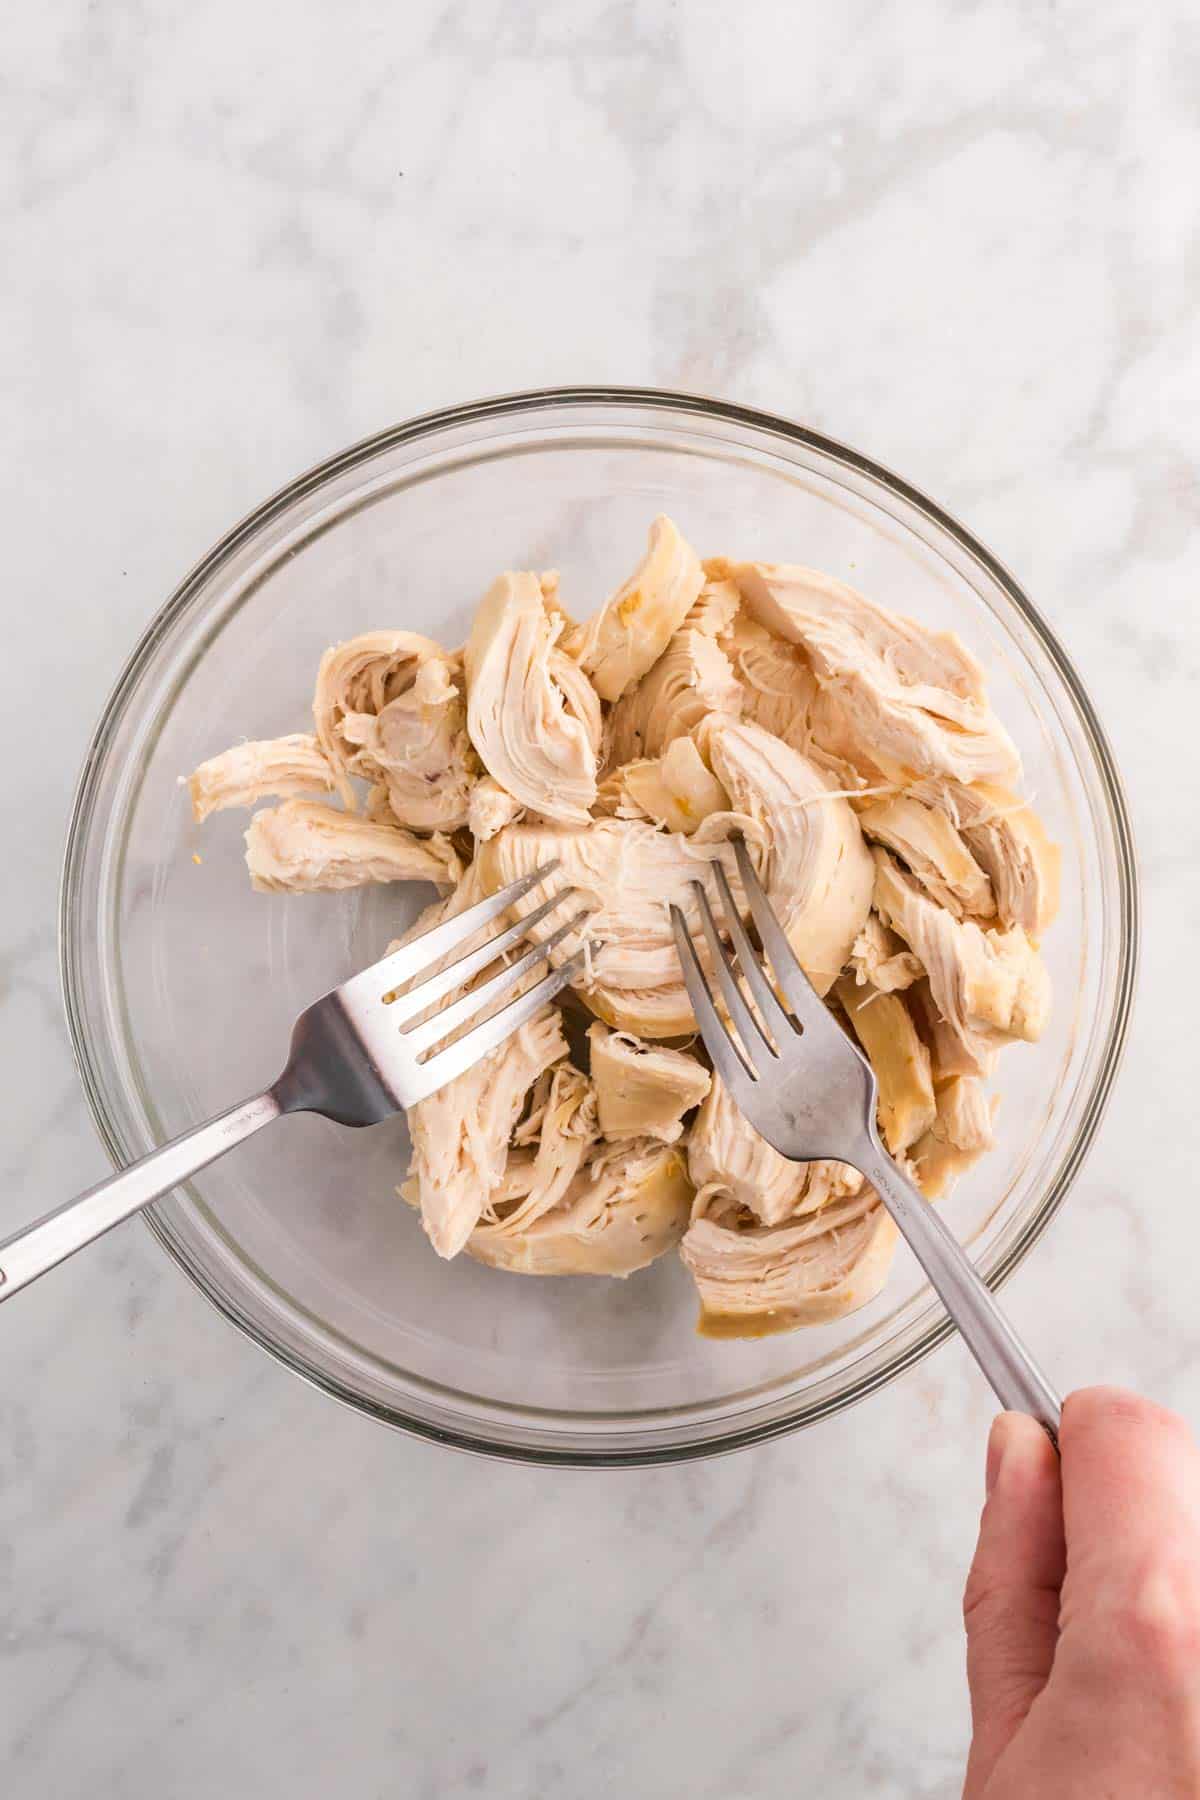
[1060,1387,1200,1590]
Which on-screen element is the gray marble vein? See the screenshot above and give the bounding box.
[2,0,1198,1793]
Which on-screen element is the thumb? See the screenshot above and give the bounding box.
[962,1413,1065,1798]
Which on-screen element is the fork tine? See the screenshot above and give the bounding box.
[712,860,796,1041]
[344,861,561,1001]
[402,950,589,1105]
[732,838,826,1024]
[383,886,577,1023]
[689,881,777,1066]
[401,910,591,1057]
[669,903,757,1092]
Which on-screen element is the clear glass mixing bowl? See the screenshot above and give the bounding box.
[59,389,1138,1465]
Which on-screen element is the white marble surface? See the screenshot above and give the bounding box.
[2,2,1197,1794]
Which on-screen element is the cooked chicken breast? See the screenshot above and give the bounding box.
[336,652,476,831]
[687,1073,864,1231]
[313,629,448,807]
[732,562,1021,786]
[909,1073,996,1199]
[588,1023,711,1144]
[847,912,923,993]
[723,614,821,755]
[478,816,744,1037]
[834,976,937,1154]
[464,571,601,824]
[873,848,1050,1054]
[471,1064,599,1238]
[468,1138,693,1276]
[600,737,731,836]
[467,775,525,843]
[685,570,741,638]
[187,733,336,822]
[907,777,1061,936]
[856,793,995,920]
[681,1193,897,1335]
[199,515,1058,1341]
[244,800,463,893]
[606,626,743,768]
[702,717,875,995]
[566,516,704,702]
[907,978,996,1083]
[687,1072,809,1225]
[407,1006,569,1260]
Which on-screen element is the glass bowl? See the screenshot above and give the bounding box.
[59,388,1138,1465]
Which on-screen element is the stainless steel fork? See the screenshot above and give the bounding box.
[0,863,585,1303]
[671,839,1061,1438]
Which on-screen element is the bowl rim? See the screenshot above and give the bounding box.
[58,384,1140,1466]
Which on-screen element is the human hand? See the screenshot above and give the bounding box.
[963,1387,1200,1798]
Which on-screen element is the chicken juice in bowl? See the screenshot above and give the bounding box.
[61,391,1135,1462]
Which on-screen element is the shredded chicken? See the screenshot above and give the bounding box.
[834,976,936,1154]
[599,737,731,836]
[873,848,1050,1048]
[909,1075,997,1199]
[313,630,449,809]
[468,775,525,843]
[732,562,1021,786]
[681,1195,897,1336]
[187,734,336,822]
[566,515,704,702]
[847,912,923,993]
[472,1064,599,1236]
[191,512,1059,1341]
[465,571,601,825]
[244,800,462,893]
[606,626,743,768]
[907,777,1061,936]
[724,615,822,755]
[588,1023,711,1144]
[337,653,476,831]
[477,815,744,1037]
[407,1006,569,1259]
[856,793,995,920]
[685,569,741,637]
[688,1072,809,1225]
[907,977,997,1083]
[701,716,875,995]
[468,1139,693,1276]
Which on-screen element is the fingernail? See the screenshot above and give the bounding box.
[985,1414,1013,1496]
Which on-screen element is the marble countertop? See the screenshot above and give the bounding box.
[3,3,1197,1794]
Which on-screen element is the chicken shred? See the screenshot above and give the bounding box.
[847,912,923,993]
[187,733,336,822]
[701,716,875,996]
[873,848,1050,1048]
[566,515,704,702]
[468,1138,693,1277]
[244,800,462,893]
[909,1075,997,1199]
[732,562,1021,786]
[189,513,1059,1338]
[465,571,601,825]
[606,626,743,768]
[599,737,731,836]
[312,630,449,810]
[589,1023,711,1144]
[681,1195,898,1336]
[408,1006,569,1260]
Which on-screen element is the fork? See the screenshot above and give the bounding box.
[671,839,1061,1439]
[0,863,586,1304]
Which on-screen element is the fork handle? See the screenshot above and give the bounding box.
[0,1091,282,1303]
[861,1139,1062,1442]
